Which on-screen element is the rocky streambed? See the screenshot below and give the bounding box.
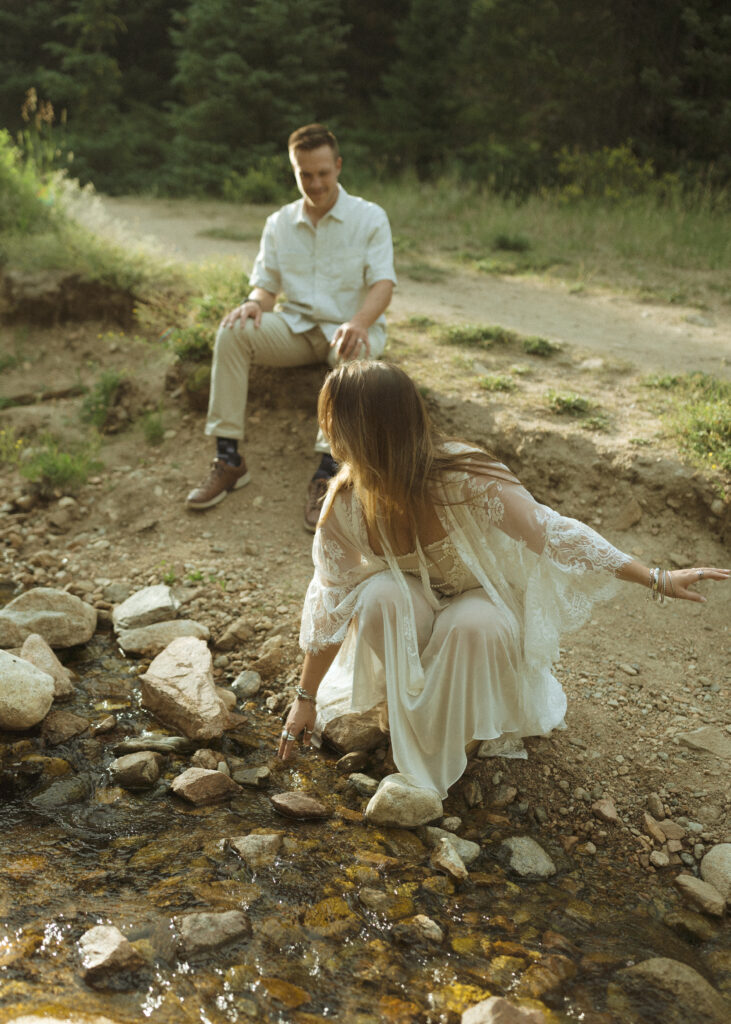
[0,584,729,1024]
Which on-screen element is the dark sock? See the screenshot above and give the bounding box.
[216,438,241,466]
[313,453,338,480]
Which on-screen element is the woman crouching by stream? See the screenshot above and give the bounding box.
[277,361,728,815]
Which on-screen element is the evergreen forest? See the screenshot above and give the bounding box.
[0,0,729,198]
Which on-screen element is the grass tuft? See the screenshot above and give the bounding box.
[81,370,127,431]
[19,436,101,496]
[478,374,517,392]
[547,390,592,415]
[643,373,731,471]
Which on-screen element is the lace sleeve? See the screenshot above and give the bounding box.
[441,460,634,675]
[299,489,372,654]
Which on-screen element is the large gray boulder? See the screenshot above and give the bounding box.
[0,588,96,648]
[498,837,556,879]
[0,650,55,729]
[140,636,230,740]
[700,844,731,905]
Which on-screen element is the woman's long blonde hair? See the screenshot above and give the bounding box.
[318,361,495,549]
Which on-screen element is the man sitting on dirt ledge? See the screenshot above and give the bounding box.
[186,122,397,531]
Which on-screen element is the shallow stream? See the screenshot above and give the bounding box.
[0,632,727,1024]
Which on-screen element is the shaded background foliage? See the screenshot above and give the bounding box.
[0,0,728,195]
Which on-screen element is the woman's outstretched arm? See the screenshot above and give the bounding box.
[615,560,729,602]
[277,644,341,760]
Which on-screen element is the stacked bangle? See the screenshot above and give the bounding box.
[648,567,673,605]
[294,685,316,703]
[245,296,262,308]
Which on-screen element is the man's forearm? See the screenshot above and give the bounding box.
[246,286,277,313]
[350,279,394,329]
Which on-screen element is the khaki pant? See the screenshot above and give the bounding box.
[205,313,338,454]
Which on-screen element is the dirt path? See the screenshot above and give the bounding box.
[102,195,730,378]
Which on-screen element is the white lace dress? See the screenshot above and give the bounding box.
[300,451,632,798]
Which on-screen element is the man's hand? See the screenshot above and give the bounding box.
[331,320,370,361]
[222,299,263,329]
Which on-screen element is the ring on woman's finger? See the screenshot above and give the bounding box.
[697,569,704,579]
[285,731,297,742]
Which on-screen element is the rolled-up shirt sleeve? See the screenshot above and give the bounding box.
[364,208,397,289]
[248,215,281,295]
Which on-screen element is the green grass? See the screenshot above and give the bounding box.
[478,374,517,392]
[196,227,261,242]
[439,322,557,357]
[365,174,731,306]
[643,373,731,471]
[142,410,165,446]
[546,390,592,415]
[19,436,101,496]
[81,370,127,431]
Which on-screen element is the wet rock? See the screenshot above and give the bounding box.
[114,733,194,755]
[348,773,379,797]
[336,750,370,773]
[0,588,97,648]
[140,637,230,740]
[394,914,444,945]
[117,619,209,656]
[701,844,731,904]
[216,686,237,711]
[78,924,145,980]
[0,651,54,729]
[270,791,330,820]
[30,774,91,810]
[463,778,484,807]
[191,748,221,771]
[650,850,671,869]
[322,707,384,753]
[592,797,619,823]
[422,826,481,865]
[357,887,415,920]
[171,767,242,805]
[232,670,262,698]
[230,833,283,869]
[174,910,250,956]
[109,751,163,790]
[608,957,730,1024]
[664,906,720,940]
[19,633,74,698]
[364,774,442,828]
[462,996,548,1023]
[441,815,462,831]
[232,765,270,788]
[517,955,576,998]
[41,710,90,745]
[676,726,731,760]
[302,896,360,937]
[498,837,556,879]
[112,584,179,632]
[215,616,254,650]
[431,837,469,881]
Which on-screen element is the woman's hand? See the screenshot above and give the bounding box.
[277,697,316,760]
[666,567,730,603]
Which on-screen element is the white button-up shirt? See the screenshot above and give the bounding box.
[249,185,397,356]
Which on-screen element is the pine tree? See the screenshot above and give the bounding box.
[169,0,347,193]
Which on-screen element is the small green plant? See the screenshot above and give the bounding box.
[142,410,165,446]
[185,569,204,583]
[19,437,100,496]
[523,336,559,356]
[162,569,176,585]
[478,374,517,392]
[441,323,518,349]
[0,353,19,372]
[406,315,435,329]
[643,373,730,471]
[0,427,24,466]
[493,232,531,253]
[581,413,611,432]
[547,390,592,416]
[81,370,127,431]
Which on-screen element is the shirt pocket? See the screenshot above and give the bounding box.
[323,246,365,291]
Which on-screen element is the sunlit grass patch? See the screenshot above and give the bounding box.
[80,370,128,431]
[439,323,557,358]
[398,260,447,282]
[642,372,731,471]
[546,389,592,415]
[478,374,517,392]
[523,336,560,356]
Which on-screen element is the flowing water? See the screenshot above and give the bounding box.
[0,632,728,1024]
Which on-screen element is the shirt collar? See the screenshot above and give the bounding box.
[296,184,349,226]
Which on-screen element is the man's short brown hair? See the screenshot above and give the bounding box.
[288,124,339,159]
